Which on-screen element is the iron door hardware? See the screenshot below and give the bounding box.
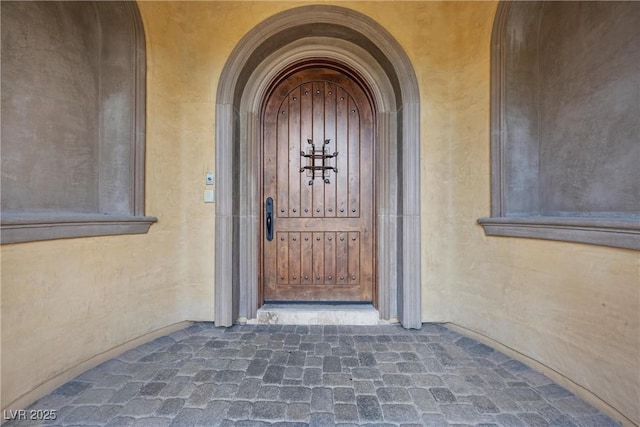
[300,139,338,185]
[265,197,274,241]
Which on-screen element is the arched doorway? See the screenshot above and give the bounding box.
[261,63,377,304]
[214,6,422,328]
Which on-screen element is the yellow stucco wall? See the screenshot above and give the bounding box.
[1,1,638,424]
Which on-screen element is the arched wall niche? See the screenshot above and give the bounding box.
[479,1,640,250]
[0,0,155,244]
[214,5,422,328]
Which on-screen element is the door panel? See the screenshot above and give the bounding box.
[262,67,374,302]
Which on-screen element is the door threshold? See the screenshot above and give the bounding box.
[249,303,381,325]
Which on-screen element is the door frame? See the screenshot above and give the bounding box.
[214,5,422,328]
[259,61,379,305]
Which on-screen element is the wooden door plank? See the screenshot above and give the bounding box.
[336,231,349,285]
[324,82,337,218]
[288,232,301,285]
[288,91,301,218]
[278,91,295,218]
[277,232,289,285]
[301,232,313,285]
[312,81,325,217]
[312,232,325,285]
[348,232,360,285]
[348,97,361,218]
[270,218,361,231]
[324,232,336,285]
[299,84,313,217]
[336,87,349,218]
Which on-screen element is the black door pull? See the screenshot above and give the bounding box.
[266,197,274,241]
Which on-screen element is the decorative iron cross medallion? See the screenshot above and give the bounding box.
[300,139,338,185]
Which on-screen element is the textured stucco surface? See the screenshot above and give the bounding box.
[501,1,640,216]
[1,2,100,212]
[1,1,638,424]
[538,2,640,215]
[1,1,143,217]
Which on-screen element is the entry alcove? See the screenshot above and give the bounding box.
[214,6,423,328]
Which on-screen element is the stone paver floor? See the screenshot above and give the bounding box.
[5,323,620,426]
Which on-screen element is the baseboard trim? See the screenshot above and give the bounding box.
[1,321,193,415]
[444,322,636,427]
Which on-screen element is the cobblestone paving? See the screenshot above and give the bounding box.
[5,323,620,426]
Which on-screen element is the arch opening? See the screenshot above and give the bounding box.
[214,5,422,328]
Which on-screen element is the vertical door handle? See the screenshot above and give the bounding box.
[265,197,274,241]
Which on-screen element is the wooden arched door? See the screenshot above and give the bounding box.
[261,65,375,302]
